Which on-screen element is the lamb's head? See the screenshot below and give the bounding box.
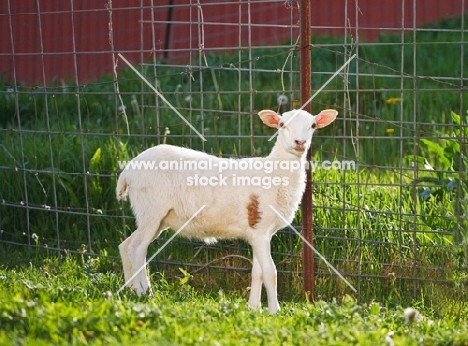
[259,109,338,157]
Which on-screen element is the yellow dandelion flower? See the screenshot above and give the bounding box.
[386,128,395,134]
[386,97,402,105]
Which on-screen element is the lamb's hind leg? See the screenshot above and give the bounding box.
[248,255,263,309]
[119,235,134,289]
[119,217,166,295]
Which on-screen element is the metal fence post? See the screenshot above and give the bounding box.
[300,0,314,302]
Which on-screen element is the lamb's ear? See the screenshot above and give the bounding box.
[259,109,282,129]
[315,109,338,129]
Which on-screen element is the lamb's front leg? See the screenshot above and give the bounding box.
[248,255,263,310]
[250,237,279,313]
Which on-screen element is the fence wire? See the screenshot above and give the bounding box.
[0,0,467,304]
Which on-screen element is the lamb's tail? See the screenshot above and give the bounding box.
[116,172,129,201]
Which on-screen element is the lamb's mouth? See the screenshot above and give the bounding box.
[293,147,306,153]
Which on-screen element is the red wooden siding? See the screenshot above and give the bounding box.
[0,0,465,84]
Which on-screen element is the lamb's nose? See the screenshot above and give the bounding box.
[295,140,306,146]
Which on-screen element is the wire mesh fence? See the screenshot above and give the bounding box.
[0,0,467,305]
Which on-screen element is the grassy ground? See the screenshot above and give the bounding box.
[0,15,467,343]
[1,257,467,346]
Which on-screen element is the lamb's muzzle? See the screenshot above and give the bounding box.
[116,108,337,313]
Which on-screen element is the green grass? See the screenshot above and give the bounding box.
[0,14,467,320]
[0,257,467,346]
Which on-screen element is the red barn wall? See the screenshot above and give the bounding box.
[0,0,466,84]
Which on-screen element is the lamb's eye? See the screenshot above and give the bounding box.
[311,123,316,129]
[279,122,284,128]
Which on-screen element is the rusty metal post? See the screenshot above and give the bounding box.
[300,0,314,302]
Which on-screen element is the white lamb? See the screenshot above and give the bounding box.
[116,108,337,313]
